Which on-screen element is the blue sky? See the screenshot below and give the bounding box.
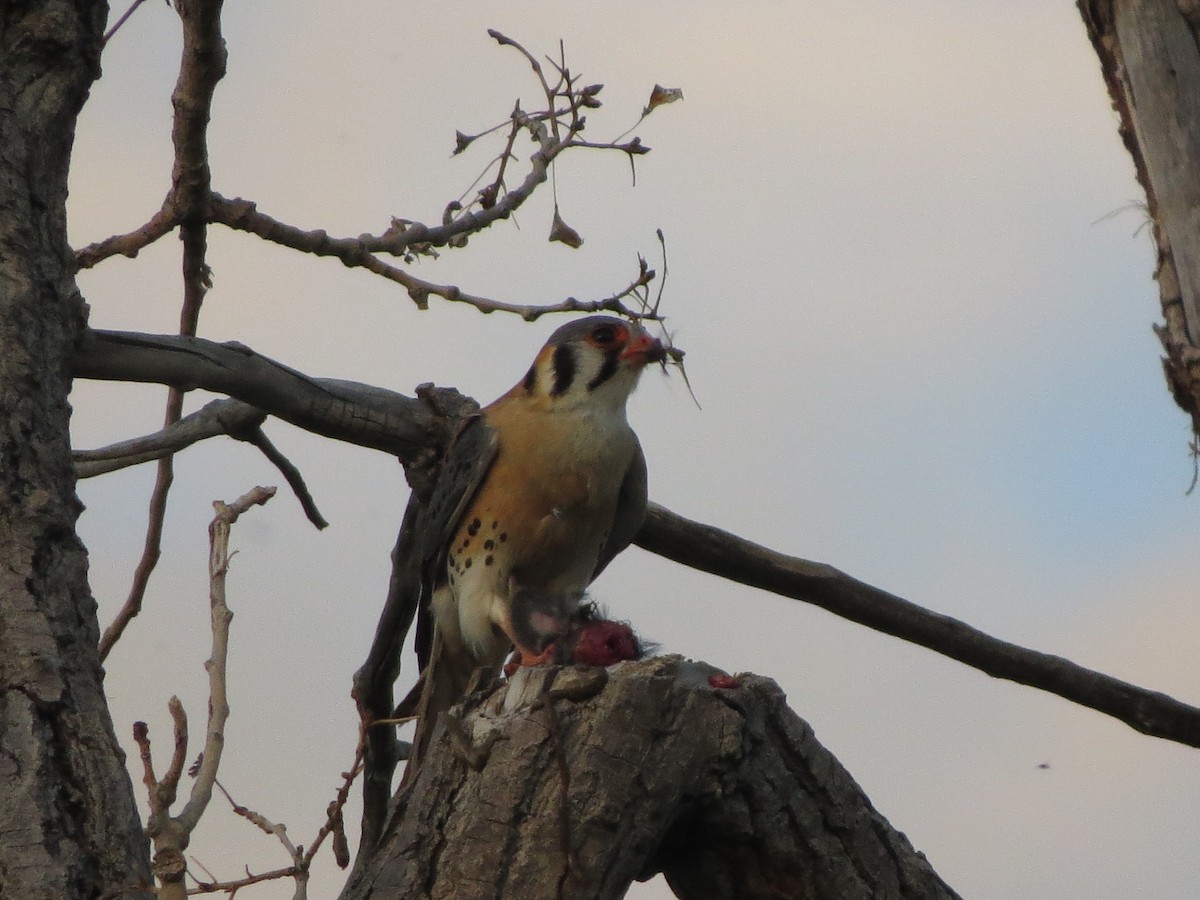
[69,2,1200,897]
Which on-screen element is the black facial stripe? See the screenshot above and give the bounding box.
[587,349,620,391]
[523,364,537,393]
[551,344,577,396]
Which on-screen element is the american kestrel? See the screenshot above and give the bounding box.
[408,315,663,754]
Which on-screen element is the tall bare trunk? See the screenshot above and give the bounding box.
[0,3,151,897]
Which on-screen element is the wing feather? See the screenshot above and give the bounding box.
[413,414,499,669]
[591,438,648,581]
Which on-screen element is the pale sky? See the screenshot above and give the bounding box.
[68,3,1200,898]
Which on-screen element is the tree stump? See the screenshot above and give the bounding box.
[341,656,959,900]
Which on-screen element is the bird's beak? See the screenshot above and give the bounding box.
[621,332,667,365]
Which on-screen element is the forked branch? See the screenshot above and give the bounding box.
[133,486,274,899]
[77,28,678,322]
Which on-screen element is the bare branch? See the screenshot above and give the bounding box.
[301,726,365,870]
[175,485,275,837]
[98,0,229,664]
[214,778,302,853]
[186,866,298,895]
[75,398,327,527]
[242,428,328,529]
[131,488,273,897]
[160,697,189,812]
[78,30,670,326]
[98,449,174,663]
[206,193,659,321]
[71,329,456,463]
[487,29,556,103]
[635,502,1200,748]
[197,34,667,316]
[181,697,364,896]
[169,0,226,229]
[75,398,267,478]
[181,728,362,897]
[75,200,181,269]
[132,721,161,816]
[352,497,430,858]
[103,0,154,45]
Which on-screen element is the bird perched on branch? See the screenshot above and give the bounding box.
[407,315,663,768]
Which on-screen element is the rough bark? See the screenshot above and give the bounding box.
[1079,0,1200,434]
[341,657,959,900]
[0,3,152,898]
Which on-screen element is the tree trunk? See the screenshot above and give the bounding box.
[0,4,151,898]
[1080,0,1200,434]
[342,657,958,900]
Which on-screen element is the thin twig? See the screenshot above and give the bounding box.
[186,866,299,895]
[160,696,189,811]
[175,486,277,837]
[302,724,368,869]
[75,199,182,268]
[103,0,152,45]
[98,446,174,662]
[244,428,328,529]
[131,487,274,899]
[206,195,662,320]
[75,398,267,478]
[81,30,672,325]
[214,778,301,855]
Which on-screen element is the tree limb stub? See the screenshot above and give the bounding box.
[340,657,960,900]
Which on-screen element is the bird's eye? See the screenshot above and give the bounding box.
[590,324,621,347]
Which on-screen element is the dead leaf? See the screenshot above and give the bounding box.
[644,84,683,116]
[549,206,583,248]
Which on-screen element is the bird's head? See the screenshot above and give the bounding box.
[519,315,666,412]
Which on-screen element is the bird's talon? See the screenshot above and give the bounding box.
[504,644,557,677]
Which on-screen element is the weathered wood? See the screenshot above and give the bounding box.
[1079,0,1200,432]
[73,329,458,466]
[341,657,959,900]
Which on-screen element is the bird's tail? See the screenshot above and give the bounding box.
[402,625,493,783]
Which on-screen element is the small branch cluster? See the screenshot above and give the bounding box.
[77,25,680,321]
[133,487,273,899]
[132,488,364,899]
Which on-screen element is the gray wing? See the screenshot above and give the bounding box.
[414,414,499,670]
[418,414,499,565]
[402,414,502,783]
[591,438,648,581]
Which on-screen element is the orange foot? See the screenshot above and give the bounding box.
[503,644,556,677]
